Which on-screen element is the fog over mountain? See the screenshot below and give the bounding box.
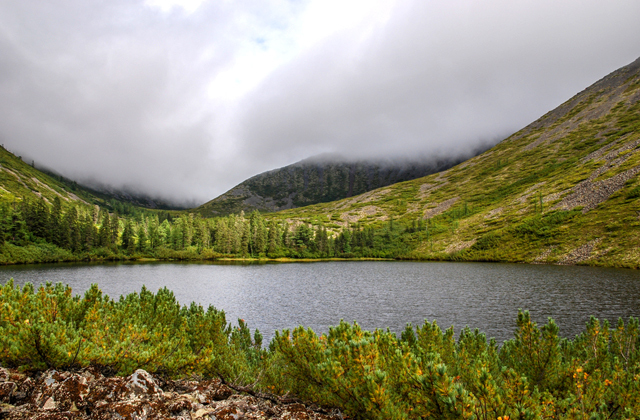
[1,1,639,206]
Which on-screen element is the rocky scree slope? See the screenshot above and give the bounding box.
[0,367,342,420]
[272,56,640,268]
[195,154,473,216]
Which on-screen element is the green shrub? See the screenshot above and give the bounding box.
[626,186,640,199]
[0,280,262,379]
[2,282,640,418]
[512,210,580,239]
[472,232,502,250]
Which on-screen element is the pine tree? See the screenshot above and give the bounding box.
[267,221,279,256]
[241,222,251,256]
[98,211,111,248]
[341,228,352,254]
[24,198,49,240]
[0,204,11,245]
[281,222,290,249]
[49,196,63,246]
[137,223,147,253]
[64,206,80,253]
[249,211,267,255]
[147,216,160,250]
[159,219,171,248]
[110,214,119,247]
[121,220,134,253]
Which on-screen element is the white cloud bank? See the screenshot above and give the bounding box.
[0,0,639,205]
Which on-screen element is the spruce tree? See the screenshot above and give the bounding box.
[49,196,63,246]
[121,220,134,253]
[241,222,251,256]
[137,223,147,253]
[98,211,111,248]
[147,216,160,250]
[64,206,80,253]
[267,221,279,256]
[110,214,119,247]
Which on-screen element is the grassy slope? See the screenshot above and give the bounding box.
[268,57,640,268]
[0,146,180,214]
[0,146,98,207]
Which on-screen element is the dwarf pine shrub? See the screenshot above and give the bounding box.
[2,282,640,418]
[0,280,262,379]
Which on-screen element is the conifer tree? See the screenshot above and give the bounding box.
[121,220,134,253]
[230,215,242,253]
[249,211,267,255]
[49,196,63,246]
[25,197,49,240]
[110,214,119,247]
[281,222,290,249]
[137,223,148,253]
[159,219,171,248]
[98,212,111,248]
[241,222,251,256]
[81,213,96,251]
[341,228,352,254]
[316,226,329,257]
[267,221,279,256]
[172,218,183,250]
[181,214,194,249]
[0,204,12,245]
[147,216,160,250]
[64,206,80,253]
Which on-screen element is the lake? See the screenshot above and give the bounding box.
[1,260,639,343]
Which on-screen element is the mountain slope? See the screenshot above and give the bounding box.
[196,154,475,216]
[0,146,95,207]
[0,146,167,214]
[270,56,640,267]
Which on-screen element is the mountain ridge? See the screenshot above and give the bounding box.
[266,55,640,267]
[195,151,488,217]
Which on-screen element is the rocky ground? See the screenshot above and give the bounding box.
[0,367,343,420]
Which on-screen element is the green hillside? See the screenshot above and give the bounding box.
[267,56,640,268]
[0,146,179,216]
[0,146,97,207]
[195,154,470,216]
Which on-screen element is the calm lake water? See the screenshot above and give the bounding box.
[1,261,639,343]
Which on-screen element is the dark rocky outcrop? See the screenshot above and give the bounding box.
[0,367,342,420]
[195,152,487,216]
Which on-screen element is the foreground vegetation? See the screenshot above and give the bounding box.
[1,281,638,419]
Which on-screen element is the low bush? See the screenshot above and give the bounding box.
[1,282,639,418]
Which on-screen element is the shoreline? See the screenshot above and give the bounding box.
[0,253,637,269]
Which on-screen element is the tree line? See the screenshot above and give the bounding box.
[0,196,428,262]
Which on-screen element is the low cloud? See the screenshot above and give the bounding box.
[1,0,639,206]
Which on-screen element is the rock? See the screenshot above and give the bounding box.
[0,381,16,403]
[0,367,344,419]
[192,407,214,419]
[123,369,163,399]
[212,405,242,420]
[42,396,57,410]
[0,367,9,382]
[30,370,91,412]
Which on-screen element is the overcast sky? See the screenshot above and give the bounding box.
[1,0,639,206]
